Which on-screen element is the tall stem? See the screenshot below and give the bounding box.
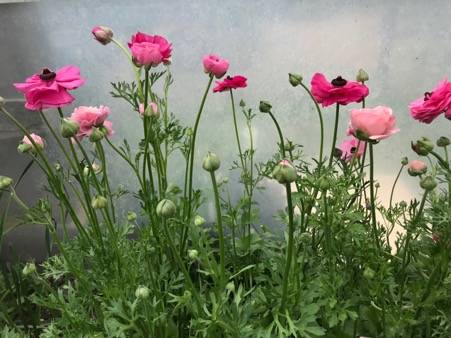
[210,171,226,285]
[280,183,294,311]
[389,164,405,210]
[369,143,380,249]
[268,111,285,157]
[328,103,340,167]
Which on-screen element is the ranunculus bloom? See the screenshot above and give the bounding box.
[14,66,85,111]
[213,75,247,93]
[92,25,113,45]
[23,133,44,150]
[202,54,229,78]
[70,105,112,140]
[128,32,172,67]
[409,79,451,123]
[310,73,369,107]
[338,136,366,162]
[348,106,399,141]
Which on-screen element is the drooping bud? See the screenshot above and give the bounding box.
[259,100,272,113]
[0,176,13,189]
[135,286,150,299]
[156,199,177,218]
[288,73,303,87]
[61,118,80,138]
[411,137,434,156]
[436,136,450,147]
[272,159,297,184]
[202,152,221,172]
[420,175,437,191]
[407,160,427,177]
[89,127,104,142]
[91,195,108,209]
[356,68,369,83]
[194,215,206,227]
[188,249,198,260]
[22,262,36,276]
[127,211,137,222]
[399,201,407,208]
[91,26,113,45]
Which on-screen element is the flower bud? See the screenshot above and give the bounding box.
[61,118,80,138]
[288,73,303,87]
[420,175,437,191]
[22,262,36,276]
[89,127,104,142]
[17,143,32,154]
[259,100,272,113]
[91,195,108,209]
[411,137,434,156]
[202,152,221,172]
[135,286,150,299]
[401,157,408,166]
[436,136,450,147]
[0,96,5,107]
[194,215,206,227]
[272,159,297,184]
[19,133,44,154]
[356,68,369,83]
[0,176,13,190]
[239,99,246,107]
[186,128,193,137]
[127,211,137,222]
[188,249,198,260]
[399,201,407,208]
[375,182,380,189]
[299,232,311,244]
[363,267,375,279]
[226,281,235,293]
[407,160,427,177]
[156,199,176,218]
[91,26,113,45]
[165,182,181,195]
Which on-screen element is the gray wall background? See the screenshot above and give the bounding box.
[1,0,450,260]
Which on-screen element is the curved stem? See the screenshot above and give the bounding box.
[280,183,294,311]
[328,103,340,167]
[210,171,226,285]
[369,143,380,249]
[389,164,405,210]
[267,111,285,157]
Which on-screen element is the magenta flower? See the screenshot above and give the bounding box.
[128,32,172,67]
[348,106,399,141]
[409,79,451,123]
[213,75,247,93]
[14,66,85,111]
[338,136,366,162]
[202,54,229,79]
[310,73,369,107]
[70,105,113,140]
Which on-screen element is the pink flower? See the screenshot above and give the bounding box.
[310,73,369,107]
[348,106,399,141]
[14,66,85,111]
[338,136,366,162]
[138,102,158,117]
[70,105,112,140]
[202,54,229,78]
[409,79,451,123]
[128,32,172,67]
[22,133,45,150]
[213,75,247,93]
[92,25,113,45]
[407,160,427,176]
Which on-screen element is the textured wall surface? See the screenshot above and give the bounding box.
[1,0,450,260]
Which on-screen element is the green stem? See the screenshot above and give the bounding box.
[97,142,116,223]
[280,183,295,311]
[328,103,340,167]
[268,111,285,157]
[210,171,226,285]
[369,143,380,249]
[389,164,405,210]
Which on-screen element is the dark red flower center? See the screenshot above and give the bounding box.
[423,91,432,101]
[39,68,56,81]
[331,76,347,87]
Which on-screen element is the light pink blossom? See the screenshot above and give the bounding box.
[348,106,399,141]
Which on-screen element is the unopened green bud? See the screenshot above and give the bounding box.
[363,267,375,279]
[61,118,79,138]
[436,136,450,147]
[186,128,193,137]
[22,262,36,276]
[156,199,176,218]
[375,182,380,189]
[17,143,32,154]
[272,159,297,184]
[135,286,150,299]
[0,176,13,189]
[259,100,272,113]
[401,157,408,166]
[356,68,369,83]
[226,281,235,293]
[284,141,295,152]
[202,152,220,172]
[194,215,206,227]
[399,201,407,208]
[188,249,198,260]
[89,127,104,142]
[420,175,437,191]
[411,137,434,156]
[127,211,137,222]
[239,99,246,107]
[91,195,108,209]
[288,73,303,87]
[407,160,427,177]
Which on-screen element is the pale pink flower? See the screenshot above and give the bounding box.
[348,106,399,141]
